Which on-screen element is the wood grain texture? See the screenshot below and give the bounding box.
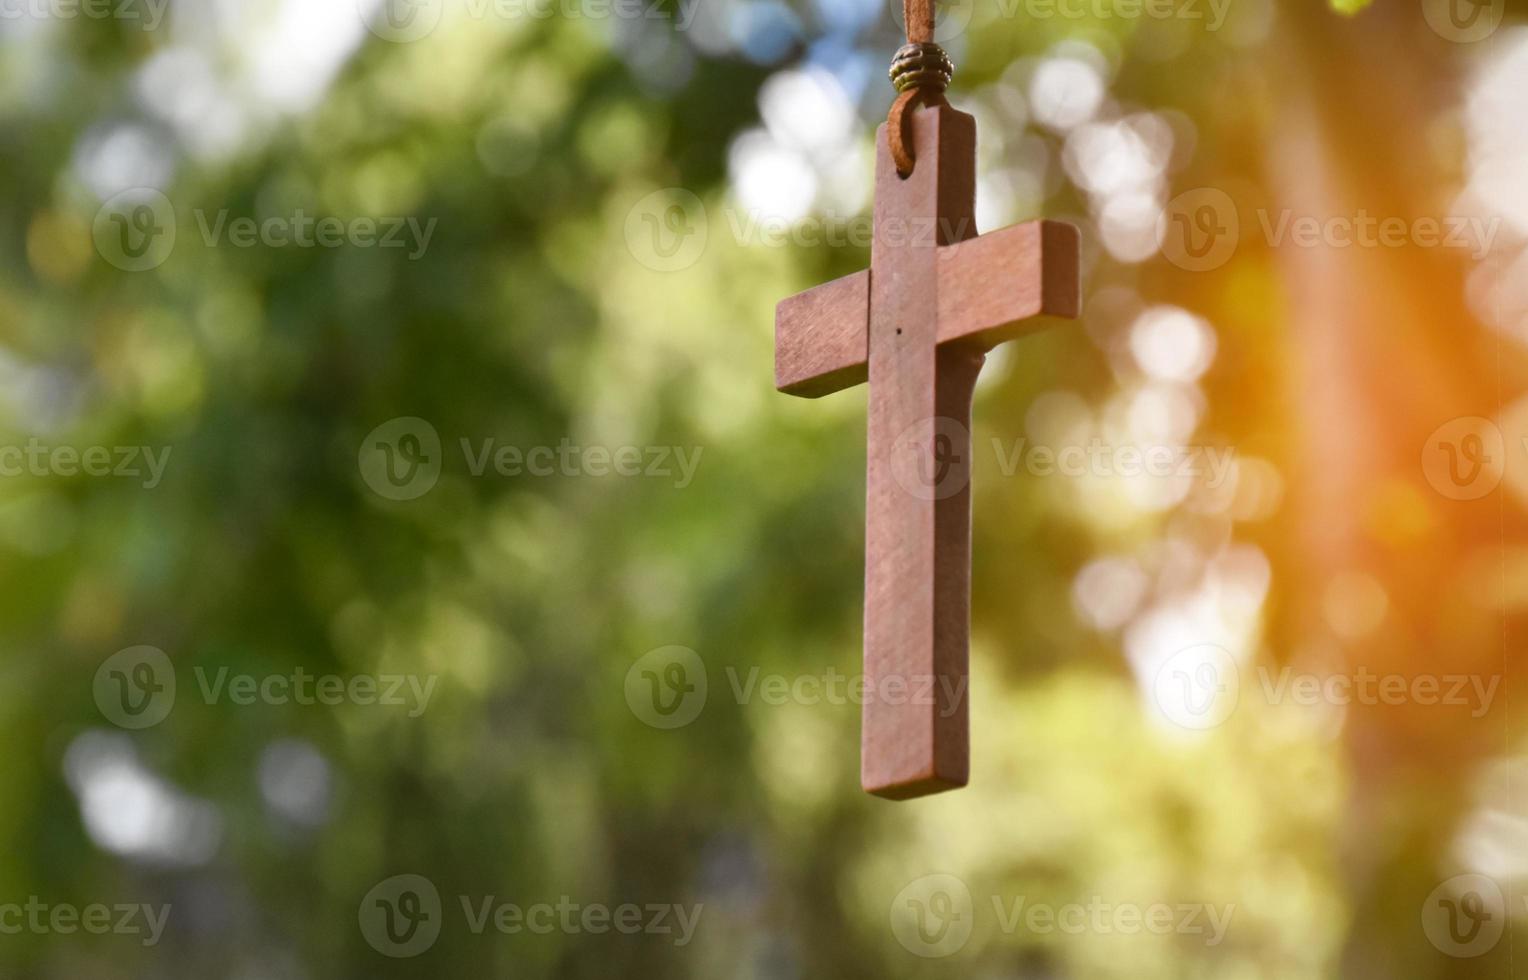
[935,219,1080,347]
[773,221,1079,397]
[862,104,976,799]
[774,271,868,397]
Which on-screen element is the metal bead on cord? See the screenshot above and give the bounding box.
[887,0,954,177]
[890,42,953,95]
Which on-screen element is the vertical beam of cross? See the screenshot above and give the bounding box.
[862,105,979,798]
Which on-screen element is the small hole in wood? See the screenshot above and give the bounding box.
[896,328,902,335]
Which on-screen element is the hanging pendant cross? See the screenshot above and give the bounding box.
[774,105,1080,799]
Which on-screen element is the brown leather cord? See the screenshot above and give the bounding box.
[888,87,944,177]
[905,0,934,42]
[887,0,948,177]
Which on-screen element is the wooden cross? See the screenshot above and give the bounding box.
[774,105,1080,800]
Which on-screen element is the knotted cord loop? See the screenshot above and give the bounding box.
[887,0,953,177]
